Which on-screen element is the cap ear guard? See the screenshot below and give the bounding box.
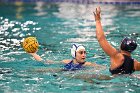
[71,44,78,58]
[71,44,85,58]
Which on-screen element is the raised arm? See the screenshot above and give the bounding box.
[29,53,43,61]
[94,7,118,57]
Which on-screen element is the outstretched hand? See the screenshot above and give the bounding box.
[93,7,101,21]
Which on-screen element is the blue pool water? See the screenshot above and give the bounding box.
[0,2,140,93]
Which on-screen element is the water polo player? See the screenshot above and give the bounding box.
[28,43,111,81]
[94,7,140,75]
[63,43,105,71]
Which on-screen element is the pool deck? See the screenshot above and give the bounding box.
[0,0,140,4]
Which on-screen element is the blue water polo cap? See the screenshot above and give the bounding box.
[71,44,85,58]
[120,37,137,52]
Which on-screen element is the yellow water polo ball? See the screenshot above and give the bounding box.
[22,37,39,53]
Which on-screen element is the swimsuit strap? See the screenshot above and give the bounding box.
[64,60,85,71]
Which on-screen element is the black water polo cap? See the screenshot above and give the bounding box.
[120,37,137,53]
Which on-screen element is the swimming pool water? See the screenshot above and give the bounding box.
[0,2,140,93]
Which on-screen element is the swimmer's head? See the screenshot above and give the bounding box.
[120,37,137,53]
[71,44,86,58]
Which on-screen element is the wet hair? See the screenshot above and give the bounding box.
[120,37,137,53]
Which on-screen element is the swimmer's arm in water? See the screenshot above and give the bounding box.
[68,73,112,83]
[62,59,71,64]
[29,53,54,64]
[94,7,118,57]
[92,63,106,69]
[33,68,64,73]
[134,59,140,71]
[85,62,106,70]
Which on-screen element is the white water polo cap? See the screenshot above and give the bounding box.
[71,44,85,58]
